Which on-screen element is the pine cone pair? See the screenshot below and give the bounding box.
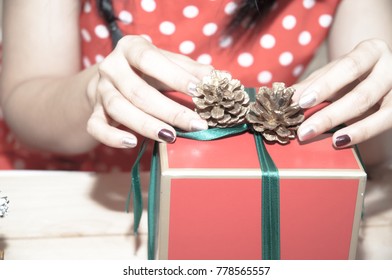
[193,70,250,128]
[193,70,304,144]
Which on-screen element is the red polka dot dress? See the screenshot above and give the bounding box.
[0,0,342,171]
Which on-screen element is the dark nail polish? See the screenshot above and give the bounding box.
[158,129,176,143]
[335,134,351,147]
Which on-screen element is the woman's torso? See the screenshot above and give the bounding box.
[0,0,341,171]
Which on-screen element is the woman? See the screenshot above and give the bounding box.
[0,0,391,171]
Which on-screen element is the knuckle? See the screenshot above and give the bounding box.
[203,64,215,73]
[351,91,376,116]
[342,55,362,79]
[138,118,151,134]
[117,35,155,70]
[96,79,110,96]
[116,35,147,50]
[86,75,99,104]
[169,108,189,126]
[97,58,113,77]
[361,127,371,142]
[360,39,389,53]
[127,89,147,107]
[103,94,122,115]
[318,113,334,131]
[86,115,99,136]
[132,47,156,70]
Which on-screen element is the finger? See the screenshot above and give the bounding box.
[87,104,138,148]
[298,60,392,141]
[332,105,392,148]
[117,36,202,96]
[98,54,208,132]
[296,40,382,109]
[292,61,338,102]
[98,79,201,144]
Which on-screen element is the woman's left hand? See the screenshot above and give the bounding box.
[293,39,392,148]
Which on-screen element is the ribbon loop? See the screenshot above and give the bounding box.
[176,124,249,140]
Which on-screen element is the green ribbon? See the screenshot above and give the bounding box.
[254,133,280,260]
[147,141,159,260]
[127,123,281,260]
[125,139,149,234]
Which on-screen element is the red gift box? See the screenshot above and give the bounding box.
[154,132,366,260]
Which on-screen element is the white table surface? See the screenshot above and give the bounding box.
[0,167,391,260]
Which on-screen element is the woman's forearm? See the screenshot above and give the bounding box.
[1,66,99,155]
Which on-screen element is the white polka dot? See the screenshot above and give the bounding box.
[81,29,91,42]
[257,71,273,84]
[219,36,233,48]
[303,0,316,9]
[293,65,304,77]
[140,34,152,42]
[183,5,199,18]
[119,10,133,24]
[95,55,105,63]
[237,53,254,67]
[141,0,156,12]
[319,14,333,28]
[282,15,296,30]
[94,24,110,39]
[179,41,195,54]
[298,31,312,45]
[279,52,294,66]
[83,57,92,68]
[159,21,176,35]
[202,23,218,36]
[83,2,92,13]
[260,34,276,49]
[224,2,238,15]
[197,54,212,65]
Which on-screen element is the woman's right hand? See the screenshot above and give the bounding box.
[86,35,213,149]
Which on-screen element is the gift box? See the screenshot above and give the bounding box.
[152,131,366,260]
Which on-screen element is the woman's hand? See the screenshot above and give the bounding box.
[293,39,392,148]
[86,35,212,149]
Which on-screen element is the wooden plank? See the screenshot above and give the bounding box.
[2,235,147,260]
[0,171,149,239]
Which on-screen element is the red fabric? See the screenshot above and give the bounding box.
[0,0,341,171]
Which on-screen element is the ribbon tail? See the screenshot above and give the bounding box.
[126,139,149,235]
[147,141,159,260]
[176,124,249,140]
[254,134,280,260]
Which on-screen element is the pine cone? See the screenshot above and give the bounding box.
[246,82,304,144]
[193,70,250,128]
[0,194,9,218]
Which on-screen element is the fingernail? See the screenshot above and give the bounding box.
[187,82,200,96]
[190,119,209,131]
[298,125,316,141]
[122,137,137,148]
[158,129,176,143]
[299,90,317,108]
[335,134,351,147]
